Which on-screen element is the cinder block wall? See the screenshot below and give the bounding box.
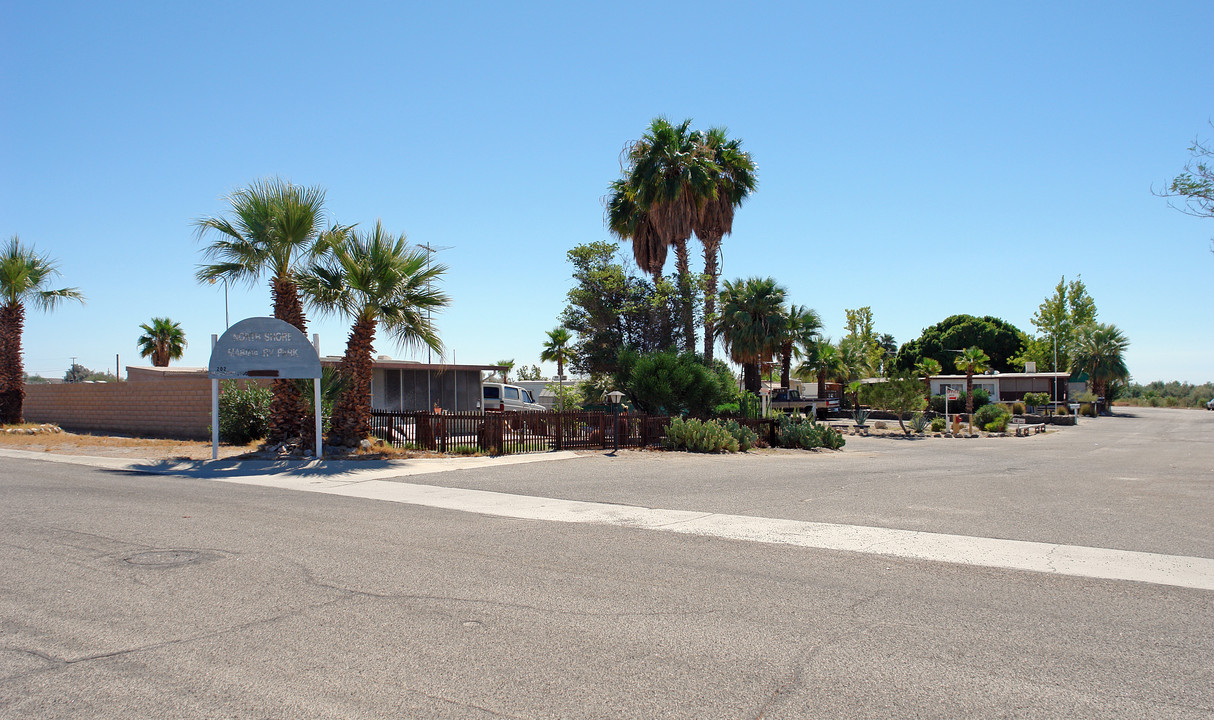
[24,377,215,438]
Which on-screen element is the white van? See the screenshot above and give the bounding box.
[482,382,546,411]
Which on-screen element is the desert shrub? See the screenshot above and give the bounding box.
[219,381,272,444]
[930,417,946,432]
[909,412,929,433]
[1011,401,1026,415]
[720,419,758,452]
[614,349,727,417]
[974,403,1010,432]
[852,407,871,427]
[663,417,739,453]
[1057,403,1070,415]
[775,416,846,450]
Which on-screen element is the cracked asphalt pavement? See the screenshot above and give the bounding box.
[1,407,1211,718]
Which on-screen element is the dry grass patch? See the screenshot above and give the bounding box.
[0,427,259,460]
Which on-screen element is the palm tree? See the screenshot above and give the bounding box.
[299,220,449,444]
[915,357,942,403]
[605,179,666,285]
[625,117,719,353]
[540,327,573,380]
[694,127,757,362]
[196,177,348,442]
[954,346,991,417]
[777,304,822,389]
[1072,323,1129,406]
[137,317,187,367]
[717,277,787,394]
[495,359,515,384]
[838,336,874,410]
[796,338,844,399]
[0,236,84,424]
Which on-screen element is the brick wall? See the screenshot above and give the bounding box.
[23,377,216,439]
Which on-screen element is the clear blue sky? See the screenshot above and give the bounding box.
[3,1,1212,383]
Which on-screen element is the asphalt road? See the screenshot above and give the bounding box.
[1,407,1211,718]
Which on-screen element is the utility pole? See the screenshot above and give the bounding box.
[418,242,452,410]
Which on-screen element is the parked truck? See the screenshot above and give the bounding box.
[768,384,841,417]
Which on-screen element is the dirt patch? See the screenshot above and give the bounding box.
[0,428,259,461]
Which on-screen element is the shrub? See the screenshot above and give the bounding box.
[1023,392,1050,408]
[720,419,758,452]
[218,381,272,444]
[930,417,946,432]
[974,403,1010,433]
[1011,401,1026,415]
[909,412,929,433]
[852,407,871,427]
[663,417,739,453]
[776,416,846,450]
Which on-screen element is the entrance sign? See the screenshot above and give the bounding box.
[209,317,321,379]
[946,391,959,400]
[208,317,323,460]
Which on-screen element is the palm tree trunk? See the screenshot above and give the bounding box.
[0,302,25,424]
[269,276,309,443]
[966,372,974,417]
[330,316,376,445]
[701,239,721,362]
[817,370,827,399]
[673,236,695,354]
[742,362,761,395]
[780,342,792,388]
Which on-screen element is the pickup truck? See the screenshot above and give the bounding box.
[769,388,839,416]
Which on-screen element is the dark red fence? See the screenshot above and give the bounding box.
[370,409,674,455]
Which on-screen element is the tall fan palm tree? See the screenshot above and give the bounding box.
[777,304,822,389]
[605,179,666,284]
[196,177,348,442]
[717,277,787,394]
[694,127,757,362]
[796,339,844,399]
[954,346,991,416]
[299,220,449,444]
[838,336,875,410]
[0,236,83,424]
[625,117,719,353]
[540,327,573,380]
[137,317,187,367]
[1072,323,1129,404]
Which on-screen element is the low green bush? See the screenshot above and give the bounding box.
[218,381,272,444]
[929,388,990,414]
[776,416,846,450]
[1011,401,1026,415]
[1023,392,1050,408]
[930,417,946,432]
[974,403,1010,432]
[663,417,739,453]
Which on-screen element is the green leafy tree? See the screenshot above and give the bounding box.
[299,220,448,444]
[896,314,1026,374]
[137,317,187,367]
[558,242,683,376]
[1157,123,1214,250]
[613,349,727,416]
[1020,276,1097,372]
[717,277,787,394]
[621,117,719,353]
[516,364,542,381]
[837,336,874,409]
[196,177,349,442]
[63,363,91,383]
[1072,323,1130,405]
[694,127,757,362]
[862,372,928,435]
[0,236,83,423]
[954,346,991,417]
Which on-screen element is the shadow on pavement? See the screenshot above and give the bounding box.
[109,457,404,479]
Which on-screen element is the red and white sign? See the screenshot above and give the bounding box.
[946,391,960,400]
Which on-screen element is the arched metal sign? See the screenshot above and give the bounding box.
[207,317,323,460]
[208,317,321,379]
